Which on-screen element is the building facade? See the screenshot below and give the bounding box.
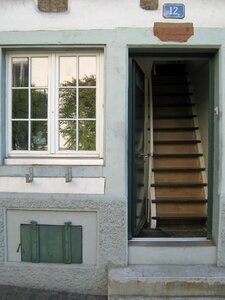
[0,0,225,298]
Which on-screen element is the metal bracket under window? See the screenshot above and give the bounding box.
[25,167,33,183]
[65,167,72,183]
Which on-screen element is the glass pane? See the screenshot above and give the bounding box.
[79,88,96,118]
[31,89,48,119]
[59,57,77,87]
[31,121,47,151]
[12,58,28,87]
[31,57,48,87]
[59,88,76,118]
[12,121,28,150]
[79,57,96,86]
[12,89,28,119]
[78,121,96,151]
[59,120,76,150]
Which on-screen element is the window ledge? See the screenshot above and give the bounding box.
[4,157,104,166]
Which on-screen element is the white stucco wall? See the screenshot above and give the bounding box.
[0,0,225,297]
[0,0,225,32]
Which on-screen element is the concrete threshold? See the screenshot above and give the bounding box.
[108,265,225,298]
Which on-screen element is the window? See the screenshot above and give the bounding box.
[6,51,104,164]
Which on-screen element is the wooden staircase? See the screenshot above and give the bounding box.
[150,63,207,237]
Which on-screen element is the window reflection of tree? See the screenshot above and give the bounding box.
[12,88,48,151]
[59,75,96,151]
[12,75,97,151]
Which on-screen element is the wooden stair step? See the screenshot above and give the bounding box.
[153,87,190,95]
[153,92,193,97]
[151,182,207,187]
[152,75,188,83]
[153,95,190,101]
[154,147,199,155]
[154,127,199,131]
[154,103,193,107]
[155,186,205,198]
[153,153,203,157]
[154,119,195,128]
[153,105,193,116]
[152,198,207,204]
[154,115,196,119]
[152,81,191,86]
[154,158,201,168]
[152,214,207,221]
[153,167,205,172]
[154,171,203,183]
[154,140,201,145]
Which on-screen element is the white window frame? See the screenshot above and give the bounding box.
[5,51,104,165]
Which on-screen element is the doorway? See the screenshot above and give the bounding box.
[128,50,215,239]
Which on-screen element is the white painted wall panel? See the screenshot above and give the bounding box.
[6,209,98,264]
[0,177,105,194]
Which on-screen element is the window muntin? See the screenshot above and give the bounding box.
[7,52,103,158]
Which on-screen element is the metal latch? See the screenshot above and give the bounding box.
[214,106,219,116]
[136,152,150,159]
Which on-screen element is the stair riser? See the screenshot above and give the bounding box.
[154,106,193,117]
[154,157,201,168]
[154,172,203,183]
[156,204,207,215]
[154,131,196,140]
[152,75,188,84]
[154,144,198,154]
[153,95,190,106]
[155,187,205,198]
[153,85,190,94]
[154,118,194,128]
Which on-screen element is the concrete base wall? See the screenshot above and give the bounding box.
[0,285,107,300]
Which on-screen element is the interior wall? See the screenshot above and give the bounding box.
[188,60,209,174]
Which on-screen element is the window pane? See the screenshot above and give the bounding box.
[31,121,47,151]
[79,57,96,86]
[31,89,48,119]
[79,88,96,118]
[79,121,96,151]
[59,57,77,87]
[31,57,48,87]
[12,58,28,87]
[12,121,28,150]
[59,120,76,150]
[12,89,28,119]
[59,88,76,118]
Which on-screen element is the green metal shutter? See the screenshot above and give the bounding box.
[20,222,82,264]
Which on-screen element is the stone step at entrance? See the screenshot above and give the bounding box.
[108,265,225,299]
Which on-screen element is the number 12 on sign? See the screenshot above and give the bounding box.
[163,3,185,19]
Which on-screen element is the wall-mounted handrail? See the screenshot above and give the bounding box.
[147,66,156,229]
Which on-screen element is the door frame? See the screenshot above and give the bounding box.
[128,49,218,240]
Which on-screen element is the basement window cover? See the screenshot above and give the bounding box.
[20,222,82,264]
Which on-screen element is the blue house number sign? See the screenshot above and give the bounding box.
[163,3,185,19]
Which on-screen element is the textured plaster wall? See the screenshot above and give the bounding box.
[0,2,225,294]
[1,0,225,31]
[0,35,128,294]
[0,194,127,295]
[0,208,4,263]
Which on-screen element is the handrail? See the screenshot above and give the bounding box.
[147,65,156,229]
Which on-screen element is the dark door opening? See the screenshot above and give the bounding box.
[129,52,214,239]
